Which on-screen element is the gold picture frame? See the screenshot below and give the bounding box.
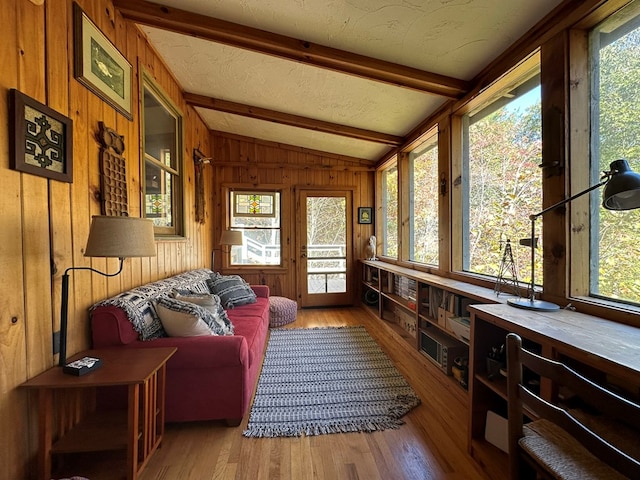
[73,2,132,120]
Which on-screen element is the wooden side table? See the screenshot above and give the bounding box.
[22,347,176,480]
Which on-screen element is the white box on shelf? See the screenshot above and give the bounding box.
[446,316,471,343]
[485,410,509,453]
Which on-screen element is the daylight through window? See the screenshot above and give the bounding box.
[590,3,640,305]
[381,161,398,258]
[409,132,439,266]
[230,191,281,265]
[461,73,542,285]
[142,76,183,235]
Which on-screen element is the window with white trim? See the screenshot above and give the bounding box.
[229,191,281,265]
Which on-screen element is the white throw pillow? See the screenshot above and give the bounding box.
[155,302,214,337]
[173,293,234,335]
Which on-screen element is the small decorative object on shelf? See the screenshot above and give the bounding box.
[364,235,377,260]
[494,239,520,297]
[62,356,102,376]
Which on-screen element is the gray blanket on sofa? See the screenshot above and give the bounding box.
[90,268,212,340]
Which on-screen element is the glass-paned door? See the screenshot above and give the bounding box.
[298,190,353,307]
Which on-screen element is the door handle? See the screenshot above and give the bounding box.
[301,253,307,258]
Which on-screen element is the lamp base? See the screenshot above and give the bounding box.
[507,297,560,312]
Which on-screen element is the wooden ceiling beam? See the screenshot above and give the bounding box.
[113,0,469,99]
[185,93,404,146]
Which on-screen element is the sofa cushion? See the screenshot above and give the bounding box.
[207,273,257,309]
[155,297,234,336]
[155,303,216,337]
[226,297,270,367]
[172,292,233,331]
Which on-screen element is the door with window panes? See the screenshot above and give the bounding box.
[298,190,353,307]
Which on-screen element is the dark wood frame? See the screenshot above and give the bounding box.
[9,89,73,183]
[193,148,207,224]
[358,207,373,224]
[73,2,132,120]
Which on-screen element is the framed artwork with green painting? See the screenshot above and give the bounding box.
[73,2,132,120]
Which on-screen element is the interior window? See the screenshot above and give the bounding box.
[230,191,281,265]
[409,131,439,266]
[461,71,542,284]
[590,2,640,305]
[142,75,183,235]
[380,160,398,258]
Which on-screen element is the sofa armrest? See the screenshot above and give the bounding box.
[92,305,139,347]
[251,285,270,298]
[129,335,249,369]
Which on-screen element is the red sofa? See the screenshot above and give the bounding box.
[90,269,270,425]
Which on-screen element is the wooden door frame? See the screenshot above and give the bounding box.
[295,186,355,307]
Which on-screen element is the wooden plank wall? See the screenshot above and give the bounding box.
[211,132,375,301]
[0,1,213,478]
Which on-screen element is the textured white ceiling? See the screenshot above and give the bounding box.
[133,0,565,161]
[195,107,392,159]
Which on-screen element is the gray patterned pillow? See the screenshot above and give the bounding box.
[154,297,233,336]
[206,273,257,309]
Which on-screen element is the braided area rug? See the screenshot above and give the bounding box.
[243,325,420,437]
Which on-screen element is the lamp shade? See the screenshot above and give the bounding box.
[220,229,243,246]
[602,159,640,210]
[84,216,156,258]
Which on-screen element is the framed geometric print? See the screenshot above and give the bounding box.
[9,89,73,183]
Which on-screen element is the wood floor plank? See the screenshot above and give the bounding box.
[52,307,507,480]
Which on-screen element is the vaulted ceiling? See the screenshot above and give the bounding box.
[114,0,565,164]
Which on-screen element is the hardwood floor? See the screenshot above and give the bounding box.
[54,307,508,480]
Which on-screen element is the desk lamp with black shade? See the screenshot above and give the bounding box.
[59,215,156,374]
[508,159,640,311]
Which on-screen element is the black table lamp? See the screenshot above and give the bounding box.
[59,215,156,368]
[508,159,640,311]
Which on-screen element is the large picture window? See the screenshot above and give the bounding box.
[380,160,398,258]
[409,132,439,266]
[590,3,640,305]
[142,75,183,235]
[461,70,542,284]
[230,191,281,265]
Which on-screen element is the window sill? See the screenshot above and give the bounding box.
[221,266,288,274]
[567,295,640,327]
[154,235,188,243]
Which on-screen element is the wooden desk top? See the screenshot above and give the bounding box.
[469,303,640,384]
[21,347,177,389]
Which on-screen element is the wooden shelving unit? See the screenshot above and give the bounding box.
[467,303,640,469]
[361,260,505,397]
